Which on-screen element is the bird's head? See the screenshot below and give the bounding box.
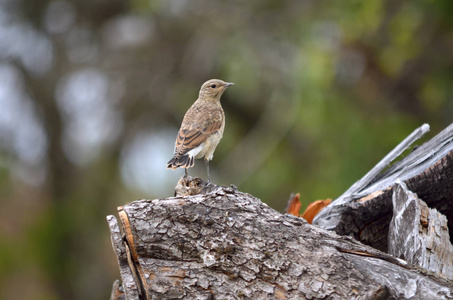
[199,79,234,102]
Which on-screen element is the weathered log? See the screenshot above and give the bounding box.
[107,215,141,299]
[389,181,453,281]
[108,123,453,299]
[107,178,453,299]
[313,123,453,252]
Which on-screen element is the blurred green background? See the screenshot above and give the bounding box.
[1,0,452,299]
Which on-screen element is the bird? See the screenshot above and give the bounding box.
[167,79,234,182]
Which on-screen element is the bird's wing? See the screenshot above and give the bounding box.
[173,105,223,158]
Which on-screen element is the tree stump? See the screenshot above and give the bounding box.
[108,178,453,299]
[107,123,453,299]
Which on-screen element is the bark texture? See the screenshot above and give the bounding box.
[313,123,453,252]
[108,123,453,299]
[389,182,453,281]
[108,215,140,300]
[108,179,453,299]
[319,150,453,252]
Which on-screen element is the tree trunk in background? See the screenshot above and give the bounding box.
[107,123,453,299]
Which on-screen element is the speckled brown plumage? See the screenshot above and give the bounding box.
[167,79,234,181]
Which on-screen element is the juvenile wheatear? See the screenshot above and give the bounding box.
[167,79,234,182]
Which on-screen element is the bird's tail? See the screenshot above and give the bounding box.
[167,154,195,169]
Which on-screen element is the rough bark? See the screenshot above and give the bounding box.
[107,178,453,299]
[108,123,453,299]
[316,150,453,252]
[107,215,141,300]
[110,280,126,300]
[313,123,453,252]
[389,181,453,281]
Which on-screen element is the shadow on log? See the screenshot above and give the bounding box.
[107,123,453,299]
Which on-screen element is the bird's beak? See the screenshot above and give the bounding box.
[225,82,235,87]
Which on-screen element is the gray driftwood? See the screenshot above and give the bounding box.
[389,181,453,281]
[108,177,453,299]
[313,123,453,252]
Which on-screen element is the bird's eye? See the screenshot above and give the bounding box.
[210,84,217,88]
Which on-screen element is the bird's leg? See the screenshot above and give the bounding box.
[205,159,211,183]
[184,168,188,177]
